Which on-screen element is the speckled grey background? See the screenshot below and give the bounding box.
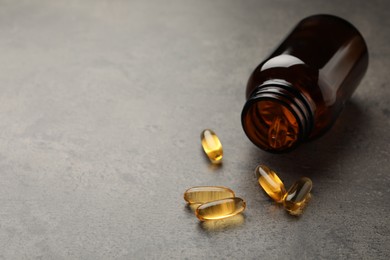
[0,0,389,259]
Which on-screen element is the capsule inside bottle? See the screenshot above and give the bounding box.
[183,186,235,204]
[244,101,300,151]
[200,129,223,163]
[195,197,246,221]
[255,165,286,203]
[283,177,312,216]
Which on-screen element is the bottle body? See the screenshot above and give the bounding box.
[241,14,368,152]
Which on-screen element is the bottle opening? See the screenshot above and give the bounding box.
[241,82,313,153]
[242,100,300,152]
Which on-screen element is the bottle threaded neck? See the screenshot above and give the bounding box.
[241,81,314,153]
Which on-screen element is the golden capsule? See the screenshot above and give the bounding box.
[183,186,235,204]
[283,177,312,216]
[195,197,246,221]
[255,165,286,203]
[200,129,223,164]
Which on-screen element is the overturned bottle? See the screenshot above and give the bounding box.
[241,14,368,152]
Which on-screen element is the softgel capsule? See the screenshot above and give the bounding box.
[184,186,246,221]
[255,165,286,203]
[255,164,312,216]
[195,198,246,221]
[200,129,223,164]
[184,186,235,204]
[283,177,312,216]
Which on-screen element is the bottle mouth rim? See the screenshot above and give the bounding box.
[241,82,314,153]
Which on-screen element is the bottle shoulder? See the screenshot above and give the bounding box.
[248,54,341,108]
[247,54,319,98]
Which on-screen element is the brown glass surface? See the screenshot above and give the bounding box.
[243,15,368,151]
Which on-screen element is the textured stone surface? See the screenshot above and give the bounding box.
[0,0,389,259]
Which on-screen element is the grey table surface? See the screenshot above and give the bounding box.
[0,0,389,259]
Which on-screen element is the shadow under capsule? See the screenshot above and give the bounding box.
[197,214,245,232]
[185,203,201,212]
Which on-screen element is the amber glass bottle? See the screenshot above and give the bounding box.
[241,14,368,153]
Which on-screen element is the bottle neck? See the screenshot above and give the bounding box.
[241,80,314,153]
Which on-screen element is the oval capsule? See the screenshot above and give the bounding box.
[195,197,246,221]
[255,165,286,203]
[283,177,312,216]
[183,186,235,204]
[200,129,223,164]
